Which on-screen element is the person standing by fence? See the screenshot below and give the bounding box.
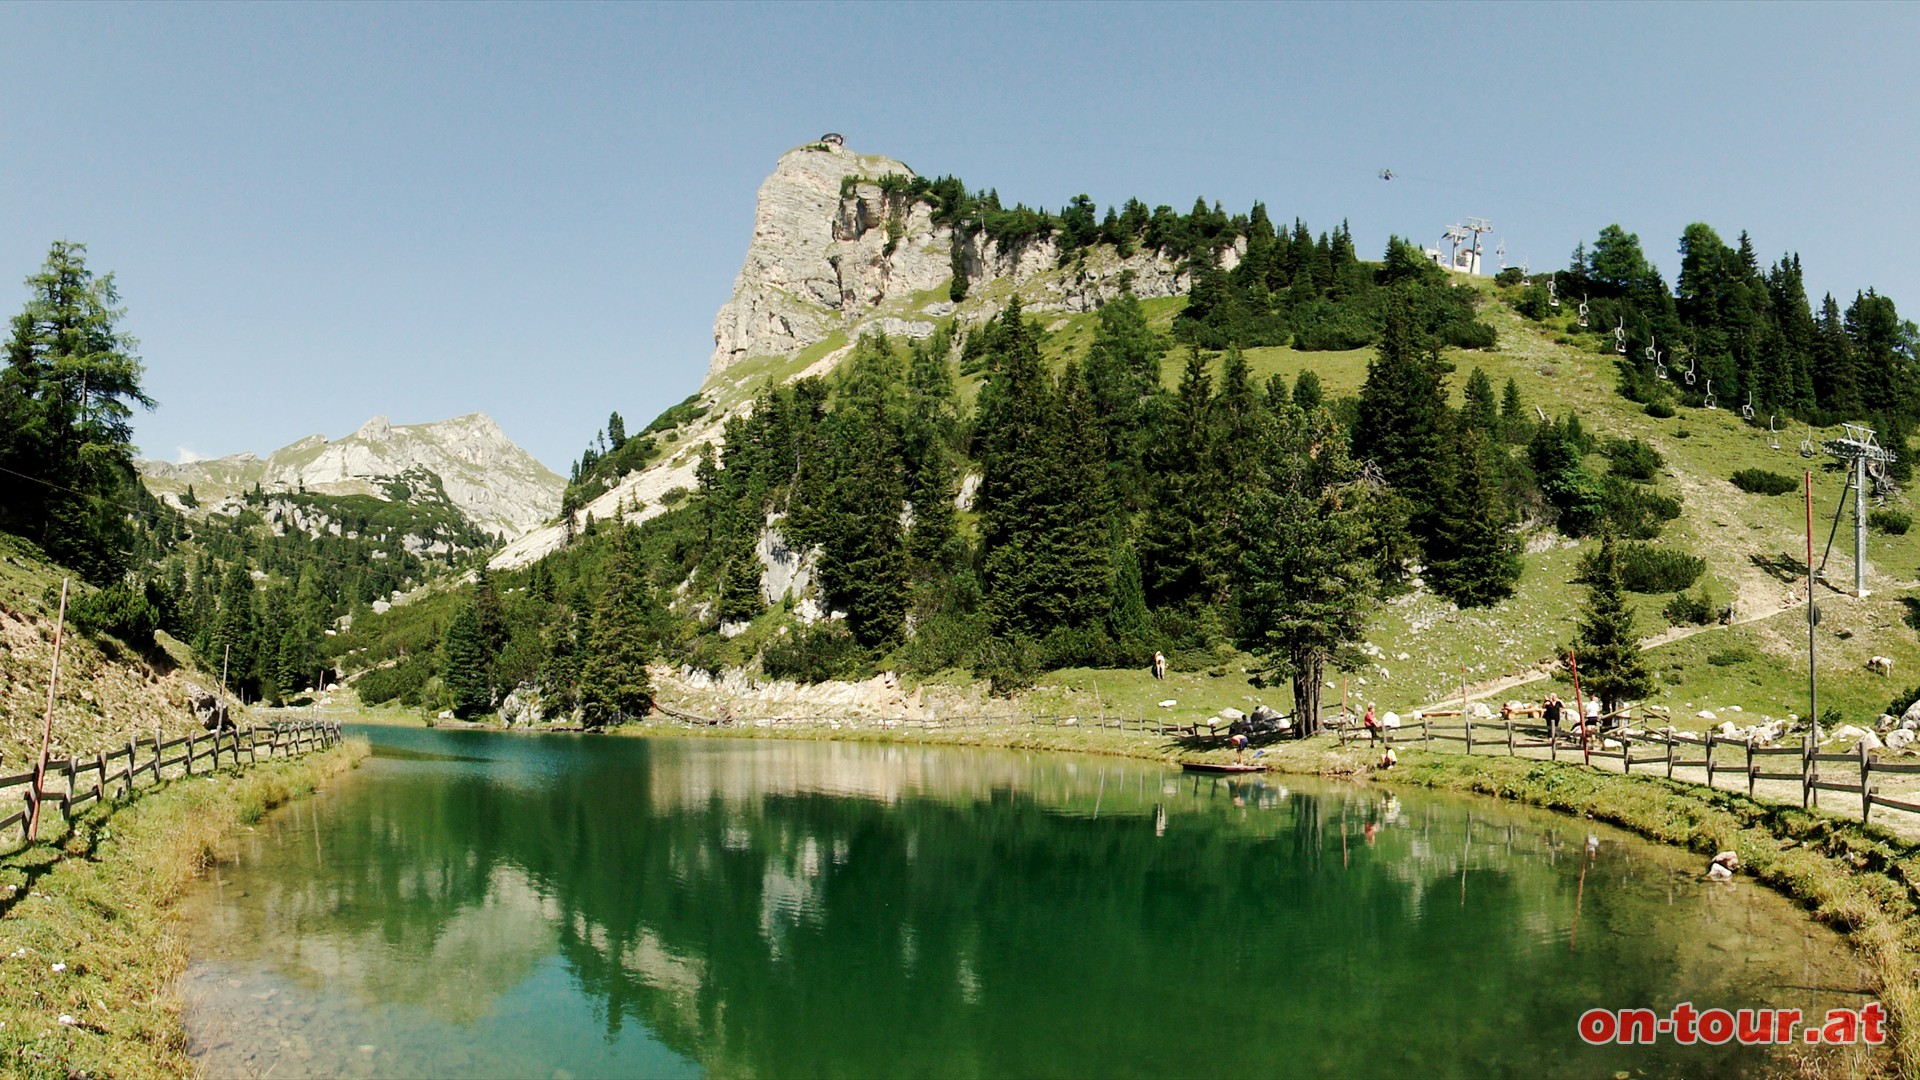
[1363,703,1379,746]
[1543,693,1562,737]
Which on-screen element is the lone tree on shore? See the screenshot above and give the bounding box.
[1239,405,1379,735]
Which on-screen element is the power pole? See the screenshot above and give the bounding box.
[27,579,71,841]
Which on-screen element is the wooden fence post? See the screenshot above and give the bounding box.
[1860,739,1872,824]
[1748,738,1758,798]
[185,730,195,777]
[1705,734,1716,787]
[1665,736,1675,780]
[1506,719,1515,756]
[1465,717,1474,755]
[1423,720,1431,749]
[124,739,136,797]
[1621,731,1632,774]
[1804,730,1815,810]
[153,726,162,782]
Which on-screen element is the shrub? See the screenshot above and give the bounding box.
[761,622,864,683]
[1707,645,1757,667]
[1039,624,1122,669]
[1644,400,1675,419]
[1603,437,1663,482]
[1584,541,1705,593]
[355,653,434,707]
[66,583,158,645]
[974,635,1042,696]
[1601,476,1682,539]
[1662,587,1716,627]
[1869,508,1911,535]
[1887,683,1920,720]
[1730,468,1799,496]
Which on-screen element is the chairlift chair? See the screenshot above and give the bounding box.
[1548,275,1560,308]
[1653,350,1668,380]
[1684,358,1697,386]
[1703,379,1717,410]
[1520,261,1532,287]
[1800,429,1816,459]
[1577,295,1590,329]
[1614,317,1627,355]
[1740,391,1754,421]
[1767,415,1780,451]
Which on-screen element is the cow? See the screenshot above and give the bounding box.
[1868,656,1895,677]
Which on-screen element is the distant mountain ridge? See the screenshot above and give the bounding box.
[140,412,563,540]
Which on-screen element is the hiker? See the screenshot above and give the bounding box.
[1229,732,1249,762]
[1377,746,1397,770]
[1542,693,1562,737]
[1584,696,1602,732]
[1363,702,1380,745]
[1151,651,1167,681]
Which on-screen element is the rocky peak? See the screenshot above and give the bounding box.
[706,140,1228,380]
[140,412,564,541]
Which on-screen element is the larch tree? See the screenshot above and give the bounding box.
[1239,405,1380,735]
[0,241,153,582]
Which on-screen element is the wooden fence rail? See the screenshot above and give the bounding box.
[0,719,342,854]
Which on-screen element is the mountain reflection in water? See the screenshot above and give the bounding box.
[179,727,1875,1078]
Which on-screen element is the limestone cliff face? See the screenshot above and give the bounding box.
[707,141,1231,378]
[140,413,563,540]
[496,139,1230,571]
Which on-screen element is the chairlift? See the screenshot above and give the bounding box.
[1740,391,1755,422]
[1703,379,1718,410]
[1613,317,1627,355]
[1379,168,1393,181]
[1548,275,1560,308]
[1800,429,1816,459]
[1654,350,1668,380]
[1520,260,1532,287]
[1684,358,1697,386]
[1577,295,1590,329]
[1767,415,1780,451]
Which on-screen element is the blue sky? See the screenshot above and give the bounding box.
[3,2,1916,471]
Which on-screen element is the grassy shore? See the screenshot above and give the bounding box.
[0,738,369,1080]
[637,718,1920,1077]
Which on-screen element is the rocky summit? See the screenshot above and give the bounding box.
[140,412,563,540]
[493,137,1222,570]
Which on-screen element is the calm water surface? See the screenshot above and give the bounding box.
[179,726,1872,1078]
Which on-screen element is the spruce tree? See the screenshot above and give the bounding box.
[579,528,655,727]
[1353,298,1452,528]
[1139,348,1219,606]
[1571,529,1653,714]
[815,337,909,646]
[1292,369,1322,412]
[1425,427,1522,608]
[1462,366,1498,432]
[442,603,491,717]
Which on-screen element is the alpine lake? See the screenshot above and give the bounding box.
[177,724,1876,1078]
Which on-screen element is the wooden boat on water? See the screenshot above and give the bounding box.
[1180,761,1267,774]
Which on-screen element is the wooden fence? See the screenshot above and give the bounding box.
[0,719,342,854]
[655,707,1920,825]
[1342,715,1920,825]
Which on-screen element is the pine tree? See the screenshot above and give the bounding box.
[442,603,491,718]
[1571,529,1653,714]
[579,528,656,727]
[1499,378,1526,441]
[814,336,909,646]
[1425,427,1523,608]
